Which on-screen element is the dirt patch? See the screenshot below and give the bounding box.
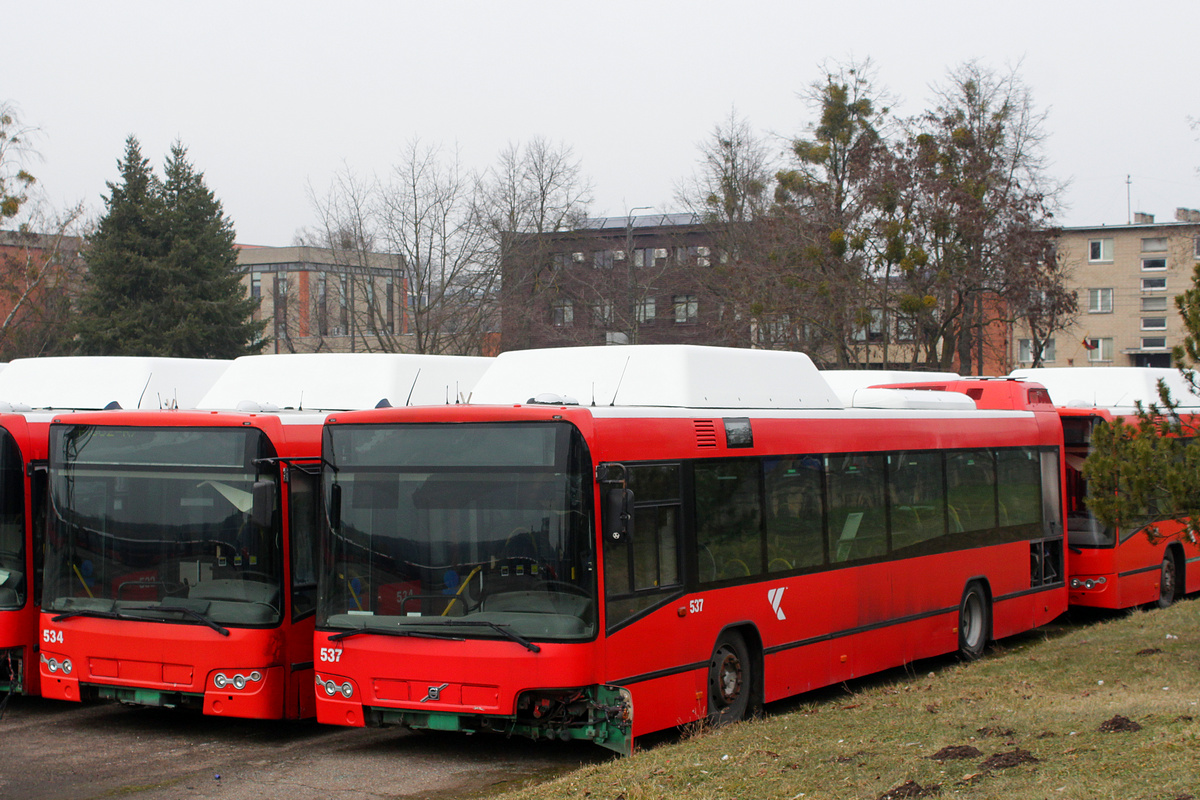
[1098,715,1142,733]
[929,745,982,761]
[979,748,1038,770]
[976,726,1015,738]
[1136,647,1163,656]
[876,780,942,799]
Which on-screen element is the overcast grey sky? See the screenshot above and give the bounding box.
[7,0,1199,245]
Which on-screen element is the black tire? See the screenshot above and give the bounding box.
[957,581,991,661]
[1156,552,1179,609]
[707,631,751,726]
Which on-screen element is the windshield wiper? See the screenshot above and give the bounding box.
[438,620,541,653]
[53,605,229,636]
[147,605,230,637]
[328,626,466,643]
[52,608,122,623]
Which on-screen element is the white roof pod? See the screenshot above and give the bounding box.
[0,356,230,411]
[197,353,492,412]
[820,369,962,407]
[1008,367,1200,413]
[470,345,844,409]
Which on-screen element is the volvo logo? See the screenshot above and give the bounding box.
[421,683,449,703]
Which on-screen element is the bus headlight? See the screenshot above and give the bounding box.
[41,655,71,675]
[212,671,262,691]
[315,674,353,699]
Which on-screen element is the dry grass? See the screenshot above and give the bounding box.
[493,600,1200,800]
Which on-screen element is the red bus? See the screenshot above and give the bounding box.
[313,346,1067,753]
[0,357,228,698]
[1011,367,1200,610]
[38,354,489,718]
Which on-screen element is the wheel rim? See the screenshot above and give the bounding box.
[712,647,743,707]
[1161,558,1176,600]
[961,591,983,648]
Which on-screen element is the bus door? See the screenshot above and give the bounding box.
[285,462,321,719]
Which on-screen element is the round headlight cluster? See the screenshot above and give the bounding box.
[315,675,353,698]
[1069,576,1108,590]
[42,655,73,675]
[213,670,263,690]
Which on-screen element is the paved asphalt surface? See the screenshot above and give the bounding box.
[0,696,610,800]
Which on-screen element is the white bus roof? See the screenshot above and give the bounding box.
[820,370,961,406]
[197,353,492,411]
[0,356,229,410]
[470,345,843,409]
[1008,367,1200,412]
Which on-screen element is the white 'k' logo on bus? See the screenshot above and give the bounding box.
[768,587,786,621]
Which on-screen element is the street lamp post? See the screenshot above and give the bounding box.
[624,207,653,345]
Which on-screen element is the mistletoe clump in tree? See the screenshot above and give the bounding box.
[76,136,266,357]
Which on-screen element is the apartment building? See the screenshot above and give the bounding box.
[1014,209,1200,369]
[499,213,726,352]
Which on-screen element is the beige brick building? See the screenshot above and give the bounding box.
[237,245,410,354]
[1013,209,1200,369]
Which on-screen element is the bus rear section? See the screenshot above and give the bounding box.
[38,414,323,719]
[313,346,1067,752]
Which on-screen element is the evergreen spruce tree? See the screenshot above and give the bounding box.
[159,142,265,357]
[76,136,266,357]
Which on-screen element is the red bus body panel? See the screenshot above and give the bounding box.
[315,399,1067,741]
[1057,407,1200,609]
[39,410,322,719]
[0,413,50,696]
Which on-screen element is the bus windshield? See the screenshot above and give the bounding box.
[318,421,596,642]
[0,430,25,609]
[43,426,282,627]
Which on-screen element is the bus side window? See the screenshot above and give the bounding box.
[996,448,1041,527]
[765,456,824,572]
[888,451,946,552]
[603,464,682,631]
[695,459,763,582]
[946,449,997,533]
[826,454,886,563]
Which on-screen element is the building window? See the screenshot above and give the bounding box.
[1087,288,1113,313]
[636,297,656,323]
[250,272,262,300]
[1141,237,1168,252]
[551,252,569,270]
[1141,337,1167,350]
[1088,238,1114,263]
[895,315,917,342]
[673,295,698,323]
[1142,277,1167,292]
[1142,257,1167,271]
[1018,338,1056,364]
[1085,337,1113,363]
[1194,236,1200,260]
[1141,296,1168,312]
[1141,317,1167,331]
[552,300,574,327]
[592,302,613,325]
[592,250,616,269]
[852,309,886,342]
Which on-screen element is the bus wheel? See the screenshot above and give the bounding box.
[957,582,991,661]
[1156,552,1179,609]
[707,631,750,726]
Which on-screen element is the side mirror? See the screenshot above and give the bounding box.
[328,483,343,532]
[251,480,275,528]
[605,488,634,542]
